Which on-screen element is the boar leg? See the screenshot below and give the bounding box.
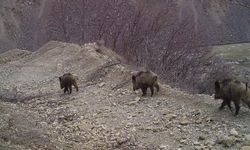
[69,85,72,94]
[73,82,79,92]
[227,100,232,112]
[141,87,147,96]
[233,100,240,116]
[64,87,68,94]
[154,84,159,92]
[219,99,228,110]
[150,86,154,96]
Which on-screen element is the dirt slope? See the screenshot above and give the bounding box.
[0,41,250,150]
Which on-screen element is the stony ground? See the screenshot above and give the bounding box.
[0,41,250,150]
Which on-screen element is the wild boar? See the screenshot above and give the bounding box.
[132,70,159,96]
[214,79,250,115]
[59,73,79,94]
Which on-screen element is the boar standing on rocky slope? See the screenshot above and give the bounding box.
[59,73,79,94]
[214,79,250,115]
[132,70,159,96]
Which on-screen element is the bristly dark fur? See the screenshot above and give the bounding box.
[132,70,159,96]
[59,73,79,94]
[214,78,250,116]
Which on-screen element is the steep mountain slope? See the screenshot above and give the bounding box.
[0,41,250,149]
[0,0,250,53]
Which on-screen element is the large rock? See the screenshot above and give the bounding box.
[241,146,250,150]
[244,135,250,146]
[230,128,239,137]
[216,135,237,147]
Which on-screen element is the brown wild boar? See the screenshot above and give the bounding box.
[59,73,79,94]
[214,79,250,115]
[132,70,159,96]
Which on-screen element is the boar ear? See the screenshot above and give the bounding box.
[215,81,220,89]
[59,77,62,81]
[132,75,136,81]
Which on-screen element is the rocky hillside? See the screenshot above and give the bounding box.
[0,41,250,150]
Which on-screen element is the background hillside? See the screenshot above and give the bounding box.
[0,0,250,93]
[1,0,250,52]
[0,0,250,94]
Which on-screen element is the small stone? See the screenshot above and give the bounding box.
[194,141,200,146]
[98,82,105,87]
[179,119,189,126]
[159,144,168,149]
[162,111,168,115]
[180,139,187,145]
[134,97,140,101]
[135,90,140,94]
[195,119,202,124]
[121,91,126,95]
[198,136,205,141]
[127,97,141,105]
[152,128,159,132]
[205,117,213,122]
[211,125,217,130]
[136,111,143,114]
[164,113,176,121]
[230,128,239,136]
[131,114,137,117]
